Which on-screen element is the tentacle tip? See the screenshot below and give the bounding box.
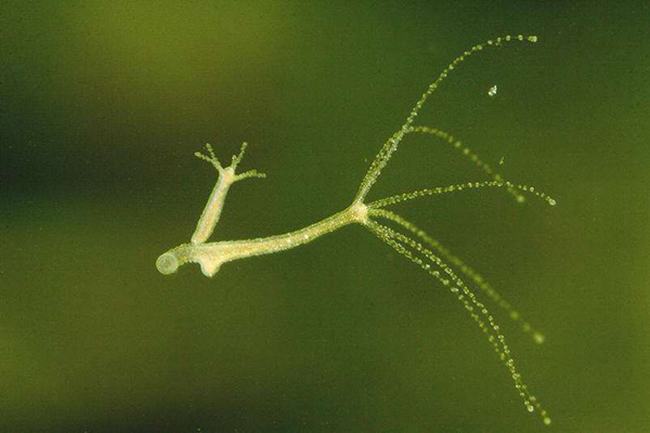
[548,198,557,206]
[533,332,546,345]
[543,416,552,426]
[527,35,539,43]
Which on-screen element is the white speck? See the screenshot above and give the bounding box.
[488,85,497,97]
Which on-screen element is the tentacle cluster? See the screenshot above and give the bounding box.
[352,34,554,425]
[365,215,552,425]
[194,142,267,181]
[355,34,539,203]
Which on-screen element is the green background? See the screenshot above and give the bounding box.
[2,1,649,432]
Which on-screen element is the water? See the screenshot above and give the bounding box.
[2,2,650,432]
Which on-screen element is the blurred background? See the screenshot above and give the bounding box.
[2,1,649,432]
